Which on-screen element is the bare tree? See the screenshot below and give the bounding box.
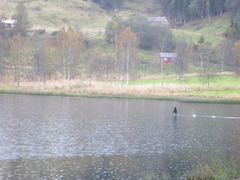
[216,39,234,72]
[158,27,174,52]
[32,35,50,86]
[233,41,240,74]
[55,27,84,88]
[8,34,31,87]
[117,27,138,84]
[0,36,5,78]
[112,20,120,79]
[174,38,192,77]
[195,42,218,88]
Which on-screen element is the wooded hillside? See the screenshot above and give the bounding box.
[1,0,240,33]
[156,0,240,24]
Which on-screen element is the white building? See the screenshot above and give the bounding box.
[1,19,17,28]
[160,53,177,63]
[147,16,169,27]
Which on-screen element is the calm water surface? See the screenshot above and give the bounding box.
[0,94,240,179]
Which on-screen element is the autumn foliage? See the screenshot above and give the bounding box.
[117,27,139,83]
[55,27,84,86]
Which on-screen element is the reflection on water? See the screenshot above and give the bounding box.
[0,95,240,179]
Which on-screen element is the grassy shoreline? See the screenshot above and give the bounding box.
[1,87,240,104]
[0,74,239,104]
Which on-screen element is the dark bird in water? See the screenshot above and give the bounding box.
[173,107,177,116]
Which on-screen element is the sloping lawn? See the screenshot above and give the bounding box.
[130,75,240,88]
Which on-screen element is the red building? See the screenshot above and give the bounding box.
[160,53,177,63]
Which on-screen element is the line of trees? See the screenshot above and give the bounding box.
[1,22,240,88]
[0,2,141,86]
[0,26,141,86]
[92,0,240,25]
[0,28,86,88]
[155,0,240,24]
[0,2,240,88]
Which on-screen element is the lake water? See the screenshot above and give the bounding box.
[0,94,240,179]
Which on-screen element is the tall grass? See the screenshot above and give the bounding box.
[186,160,240,180]
[143,160,240,180]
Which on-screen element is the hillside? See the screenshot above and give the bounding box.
[0,0,232,44]
[0,0,162,36]
[172,13,232,45]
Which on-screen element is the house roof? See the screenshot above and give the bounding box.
[1,19,17,28]
[147,16,169,27]
[147,16,168,22]
[1,19,17,24]
[160,53,177,58]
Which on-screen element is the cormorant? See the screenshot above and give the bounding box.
[173,107,177,116]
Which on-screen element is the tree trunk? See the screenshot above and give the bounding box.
[200,53,203,75]
[126,42,130,85]
[17,48,20,88]
[207,75,210,89]
[114,33,118,80]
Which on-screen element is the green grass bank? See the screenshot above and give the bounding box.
[0,75,240,104]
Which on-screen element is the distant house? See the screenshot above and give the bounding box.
[1,19,17,29]
[160,53,177,63]
[147,16,169,27]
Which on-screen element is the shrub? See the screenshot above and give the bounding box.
[186,164,215,180]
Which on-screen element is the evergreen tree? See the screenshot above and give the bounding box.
[157,0,227,23]
[93,0,124,9]
[198,35,205,44]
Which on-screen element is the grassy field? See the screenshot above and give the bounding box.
[182,14,231,35]
[130,75,240,87]
[181,89,240,98]
[172,29,224,45]
[0,0,161,35]
[106,74,240,100]
[172,13,231,45]
[0,0,103,34]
